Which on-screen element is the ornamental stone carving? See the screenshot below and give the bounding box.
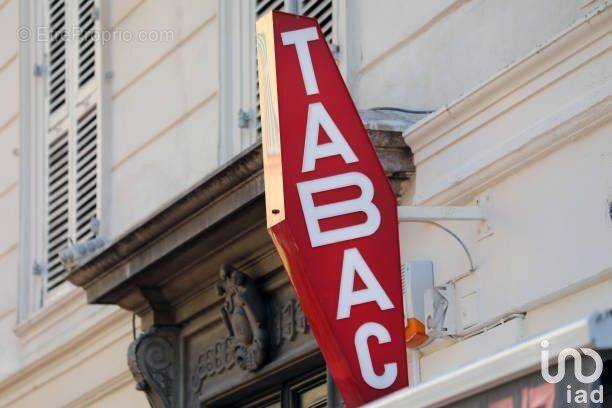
[190,295,310,396]
[128,326,180,408]
[190,336,236,394]
[272,298,309,347]
[216,265,269,372]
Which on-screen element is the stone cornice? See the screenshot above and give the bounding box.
[68,142,265,300]
[68,113,418,311]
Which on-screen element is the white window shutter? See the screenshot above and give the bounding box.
[45,131,70,292]
[45,0,71,294]
[252,0,334,136]
[77,0,96,88]
[48,0,67,117]
[255,0,286,17]
[74,105,98,243]
[299,0,333,44]
[42,0,101,297]
[73,0,100,244]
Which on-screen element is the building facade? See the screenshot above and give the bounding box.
[0,0,610,406]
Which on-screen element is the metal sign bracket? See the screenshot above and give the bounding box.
[398,205,489,348]
[397,206,486,222]
[397,205,487,275]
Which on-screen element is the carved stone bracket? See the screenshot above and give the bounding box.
[216,265,269,372]
[128,325,180,408]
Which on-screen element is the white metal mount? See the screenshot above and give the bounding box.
[397,205,488,277]
[397,206,486,222]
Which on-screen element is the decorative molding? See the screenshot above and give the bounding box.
[216,265,269,372]
[190,337,236,394]
[419,86,611,206]
[190,265,272,396]
[401,4,612,205]
[190,293,310,398]
[271,297,310,347]
[128,326,180,408]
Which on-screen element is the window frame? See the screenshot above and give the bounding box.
[18,0,108,320]
[218,0,347,163]
[242,368,330,408]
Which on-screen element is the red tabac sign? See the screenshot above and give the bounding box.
[256,11,408,406]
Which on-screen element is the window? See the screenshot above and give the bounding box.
[243,369,330,408]
[219,0,339,162]
[19,0,104,316]
[253,0,334,135]
[43,0,102,299]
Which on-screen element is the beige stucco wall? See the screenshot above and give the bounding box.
[0,0,23,391]
[350,0,588,109]
[107,0,219,238]
[0,0,609,406]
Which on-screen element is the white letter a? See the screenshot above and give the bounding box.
[337,248,394,319]
[302,102,358,172]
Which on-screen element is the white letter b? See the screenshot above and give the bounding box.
[297,172,381,247]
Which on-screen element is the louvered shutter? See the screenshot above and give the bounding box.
[77,0,96,88]
[299,0,333,44]
[73,0,100,245]
[75,105,98,243]
[42,0,101,298]
[255,0,286,17]
[253,0,334,135]
[48,0,67,116]
[45,0,71,294]
[46,132,70,291]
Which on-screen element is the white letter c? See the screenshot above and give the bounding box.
[354,322,398,389]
